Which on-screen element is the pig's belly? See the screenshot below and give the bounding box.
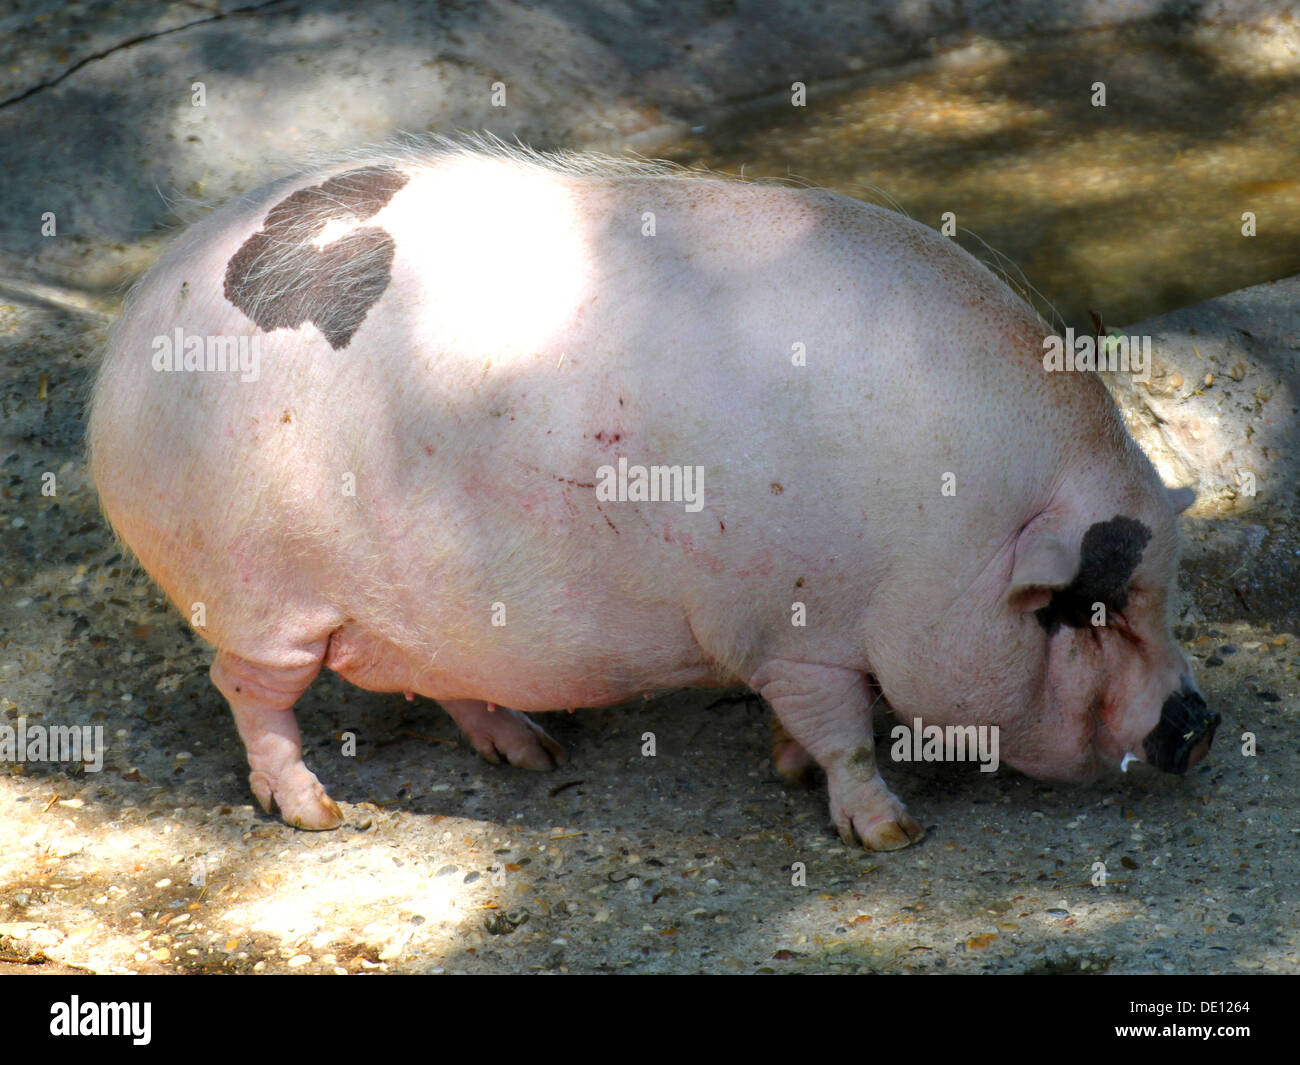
[318,606,728,712]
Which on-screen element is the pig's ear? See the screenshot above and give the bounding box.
[1006,528,1077,613]
[1166,485,1196,514]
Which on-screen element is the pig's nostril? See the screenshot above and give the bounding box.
[1184,732,1215,771]
[1142,683,1219,775]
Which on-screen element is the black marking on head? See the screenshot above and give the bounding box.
[1035,515,1152,632]
[224,165,410,350]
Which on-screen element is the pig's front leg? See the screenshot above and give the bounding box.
[438,699,566,770]
[770,717,818,786]
[211,650,343,830]
[751,660,925,851]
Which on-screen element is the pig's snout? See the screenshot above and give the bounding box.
[1141,682,1220,774]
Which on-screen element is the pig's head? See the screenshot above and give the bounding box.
[999,479,1219,782]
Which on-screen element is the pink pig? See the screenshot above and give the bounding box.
[87,141,1217,850]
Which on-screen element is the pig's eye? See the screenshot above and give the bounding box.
[1108,610,1143,646]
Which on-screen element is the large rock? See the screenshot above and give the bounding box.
[1107,275,1300,518]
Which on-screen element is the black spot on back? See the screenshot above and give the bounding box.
[1035,515,1152,631]
[224,165,410,350]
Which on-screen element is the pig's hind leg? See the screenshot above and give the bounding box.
[211,647,343,830]
[751,660,925,851]
[437,699,566,770]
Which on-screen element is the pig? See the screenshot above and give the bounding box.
[87,137,1219,851]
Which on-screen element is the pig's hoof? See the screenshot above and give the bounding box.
[249,767,343,831]
[455,705,566,770]
[827,776,925,851]
[849,810,926,852]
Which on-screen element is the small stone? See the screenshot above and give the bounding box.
[287,954,312,968]
[484,911,528,936]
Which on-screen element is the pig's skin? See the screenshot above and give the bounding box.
[87,140,1208,850]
